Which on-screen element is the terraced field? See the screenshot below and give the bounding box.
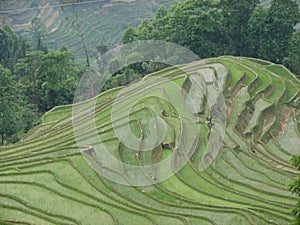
[0,0,183,61]
[0,56,300,224]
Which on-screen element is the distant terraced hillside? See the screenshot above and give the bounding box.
[0,56,299,224]
[1,0,299,61]
[0,0,183,61]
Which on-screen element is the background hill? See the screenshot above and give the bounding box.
[0,56,299,224]
[0,0,299,62]
[0,0,184,61]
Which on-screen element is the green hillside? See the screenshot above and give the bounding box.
[0,56,299,224]
[0,0,183,61]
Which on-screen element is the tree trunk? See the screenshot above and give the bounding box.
[80,33,94,98]
[33,71,38,113]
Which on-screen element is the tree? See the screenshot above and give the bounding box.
[14,51,45,113]
[136,20,154,40]
[0,65,20,144]
[247,5,268,58]
[220,0,259,56]
[61,2,94,97]
[0,27,11,68]
[122,27,138,44]
[264,0,300,63]
[151,6,169,39]
[286,32,300,76]
[290,155,300,225]
[126,0,223,58]
[36,47,82,111]
[0,26,27,71]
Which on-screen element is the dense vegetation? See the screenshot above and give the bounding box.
[122,0,299,64]
[0,25,85,144]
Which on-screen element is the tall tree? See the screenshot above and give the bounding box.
[0,27,11,68]
[36,47,82,111]
[127,0,223,58]
[14,51,45,113]
[152,6,169,39]
[0,26,27,71]
[61,1,94,97]
[0,65,20,144]
[122,27,138,44]
[247,4,269,58]
[287,32,300,76]
[264,0,300,63]
[220,0,259,56]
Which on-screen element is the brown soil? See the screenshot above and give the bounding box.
[275,105,293,138]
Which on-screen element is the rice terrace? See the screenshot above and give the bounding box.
[0,55,299,224]
[0,0,300,225]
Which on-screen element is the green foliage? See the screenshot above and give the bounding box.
[0,65,20,144]
[122,0,223,58]
[14,46,85,113]
[291,156,300,171]
[0,26,27,71]
[36,47,84,111]
[286,32,300,76]
[264,0,300,63]
[0,26,87,140]
[247,5,269,58]
[122,27,138,44]
[14,51,45,113]
[121,0,299,68]
[0,28,40,143]
[220,0,259,55]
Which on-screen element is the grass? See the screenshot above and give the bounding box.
[0,56,300,224]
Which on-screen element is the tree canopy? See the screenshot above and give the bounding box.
[0,65,20,144]
[0,27,84,144]
[121,0,300,74]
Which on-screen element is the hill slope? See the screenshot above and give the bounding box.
[0,56,300,224]
[0,0,183,61]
